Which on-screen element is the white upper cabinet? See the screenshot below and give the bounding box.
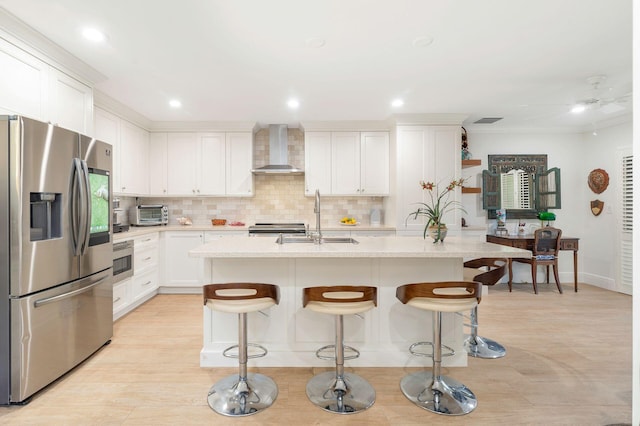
[360,131,390,195]
[331,132,360,195]
[48,68,93,134]
[160,131,253,197]
[395,125,460,235]
[304,131,332,195]
[0,38,48,119]
[119,120,149,195]
[94,108,121,191]
[198,133,225,195]
[95,108,150,196]
[306,131,389,196]
[0,38,93,134]
[166,132,199,195]
[225,132,253,196]
[149,132,168,195]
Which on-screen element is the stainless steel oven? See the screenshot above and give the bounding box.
[112,240,134,283]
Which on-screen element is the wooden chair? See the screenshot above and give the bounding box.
[511,227,563,294]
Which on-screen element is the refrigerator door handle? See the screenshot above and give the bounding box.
[33,275,109,308]
[79,159,91,254]
[70,158,84,256]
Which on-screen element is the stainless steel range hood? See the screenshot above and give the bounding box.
[251,124,304,174]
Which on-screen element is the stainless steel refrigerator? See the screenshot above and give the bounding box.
[0,116,114,404]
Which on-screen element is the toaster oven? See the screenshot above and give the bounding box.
[130,205,169,226]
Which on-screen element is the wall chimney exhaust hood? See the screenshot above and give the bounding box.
[251,124,304,174]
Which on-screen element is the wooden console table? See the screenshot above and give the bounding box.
[486,234,579,292]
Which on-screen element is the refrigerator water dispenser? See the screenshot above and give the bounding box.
[30,192,61,241]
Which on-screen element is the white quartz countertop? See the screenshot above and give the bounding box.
[189,235,531,259]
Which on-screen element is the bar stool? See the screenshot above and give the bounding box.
[396,281,482,416]
[463,258,508,359]
[302,285,377,414]
[203,283,280,417]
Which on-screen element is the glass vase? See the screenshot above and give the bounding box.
[426,224,448,243]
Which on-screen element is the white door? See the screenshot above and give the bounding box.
[225,132,253,196]
[304,132,332,195]
[94,108,120,193]
[167,133,198,195]
[360,132,389,195]
[199,133,226,195]
[163,232,204,287]
[48,68,93,134]
[149,133,168,195]
[431,126,461,228]
[331,132,360,195]
[119,121,149,195]
[0,39,48,119]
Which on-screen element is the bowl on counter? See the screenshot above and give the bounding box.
[211,219,227,226]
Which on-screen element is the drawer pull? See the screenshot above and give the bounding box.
[145,256,152,261]
[113,297,121,303]
[143,281,152,286]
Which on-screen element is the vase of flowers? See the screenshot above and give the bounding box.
[407,178,466,243]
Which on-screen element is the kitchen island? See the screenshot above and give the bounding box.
[190,236,530,368]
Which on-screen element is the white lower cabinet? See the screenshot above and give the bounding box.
[132,269,158,302]
[112,278,131,316]
[162,231,205,292]
[113,232,160,321]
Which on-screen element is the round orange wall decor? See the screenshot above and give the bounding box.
[588,168,609,194]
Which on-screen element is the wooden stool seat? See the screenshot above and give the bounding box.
[204,283,280,313]
[303,287,376,316]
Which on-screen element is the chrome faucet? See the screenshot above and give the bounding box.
[314,189,322,244]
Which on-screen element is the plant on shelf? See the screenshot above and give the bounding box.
[407,178,467,243]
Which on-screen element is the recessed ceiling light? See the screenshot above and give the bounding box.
[571,104,586,114]
[287,99,300,109]
[82,27,106,43]
[169,99,182,108]
[412,36,434,48]
[305,37,326,48]
[391,99,404,108]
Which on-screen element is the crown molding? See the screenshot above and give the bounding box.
[0,7,106,85]
[94,90,152,130]
[299,120,391,132]
[389,113,468,126]
[149,121,257,132]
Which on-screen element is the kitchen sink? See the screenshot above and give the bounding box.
[275,235,359,245]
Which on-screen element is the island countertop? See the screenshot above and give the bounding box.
[189,235,531,259]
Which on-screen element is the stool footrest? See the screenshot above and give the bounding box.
[409,341,455,358]
[223,343,268,359]
[315,344,360,361]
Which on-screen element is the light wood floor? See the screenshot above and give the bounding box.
[0,282,632,425]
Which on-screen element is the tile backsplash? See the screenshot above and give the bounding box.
[120,128,385,226]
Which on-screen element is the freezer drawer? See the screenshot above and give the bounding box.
[10,269,113,403]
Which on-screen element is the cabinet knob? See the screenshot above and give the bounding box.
[192,189,196,194]
[122,187,126,190]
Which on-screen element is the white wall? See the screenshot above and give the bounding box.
[462,122,632,291]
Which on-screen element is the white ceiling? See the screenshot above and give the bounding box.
[0,0,632,131]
